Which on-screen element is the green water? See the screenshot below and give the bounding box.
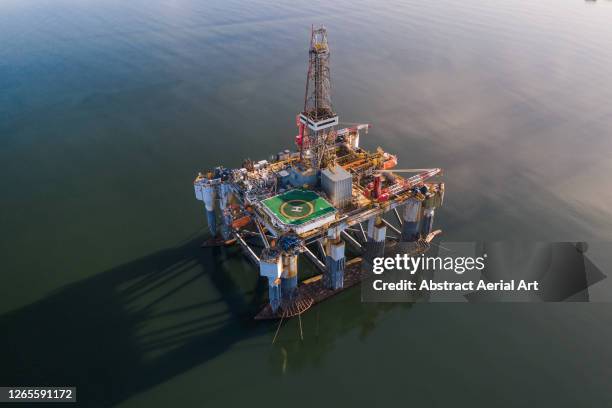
[2,0,612,406]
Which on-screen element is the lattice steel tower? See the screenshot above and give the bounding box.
[298,26,339,170]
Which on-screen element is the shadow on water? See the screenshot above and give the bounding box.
[0,234,404,406]
[266,295,414,375]
[0,236,269,406]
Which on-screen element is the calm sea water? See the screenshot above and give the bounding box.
[2,0,612,406]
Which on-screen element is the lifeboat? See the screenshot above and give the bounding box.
[231,215,251,229]
[383,153,397,170]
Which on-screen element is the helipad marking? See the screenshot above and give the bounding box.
[279,199,314,220]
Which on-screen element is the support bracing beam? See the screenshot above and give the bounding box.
[341,230,362,250]
[318,240,326,258]
[358,222,368,242]
[235,233,260,264]
[303,246,326,272]
[241,230,275,239]
[393,207,403,226]
[255,220,270,249]
[382,219,401,236]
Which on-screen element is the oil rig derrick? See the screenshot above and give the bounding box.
[298,26,338,170]
[194,26,445,320]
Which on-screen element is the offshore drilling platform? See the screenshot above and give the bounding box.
[194,27,444,319]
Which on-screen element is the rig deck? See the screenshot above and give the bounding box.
[193,26,445,319]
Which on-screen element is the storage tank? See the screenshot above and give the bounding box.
[277,169,290,188]
[321,165,352,208]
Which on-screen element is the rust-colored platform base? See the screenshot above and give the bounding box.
[255,258,364,320]
[254,235,437,320]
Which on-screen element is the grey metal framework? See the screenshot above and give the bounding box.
[302,26,337,170]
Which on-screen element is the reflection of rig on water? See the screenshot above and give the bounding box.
[194,26,444,319]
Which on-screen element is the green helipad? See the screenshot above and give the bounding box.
[261,189,336,226]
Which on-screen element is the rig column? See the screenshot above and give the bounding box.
[203,185,217,236]
[401,199,421,242]
[281,252,298,302]
[219,183,232,240]
[324,233,345,290]
[268,279,282,312]
[259,248,283,312]
[365,217,387,263]
[421,208,436,236]
[420,184,443,237]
